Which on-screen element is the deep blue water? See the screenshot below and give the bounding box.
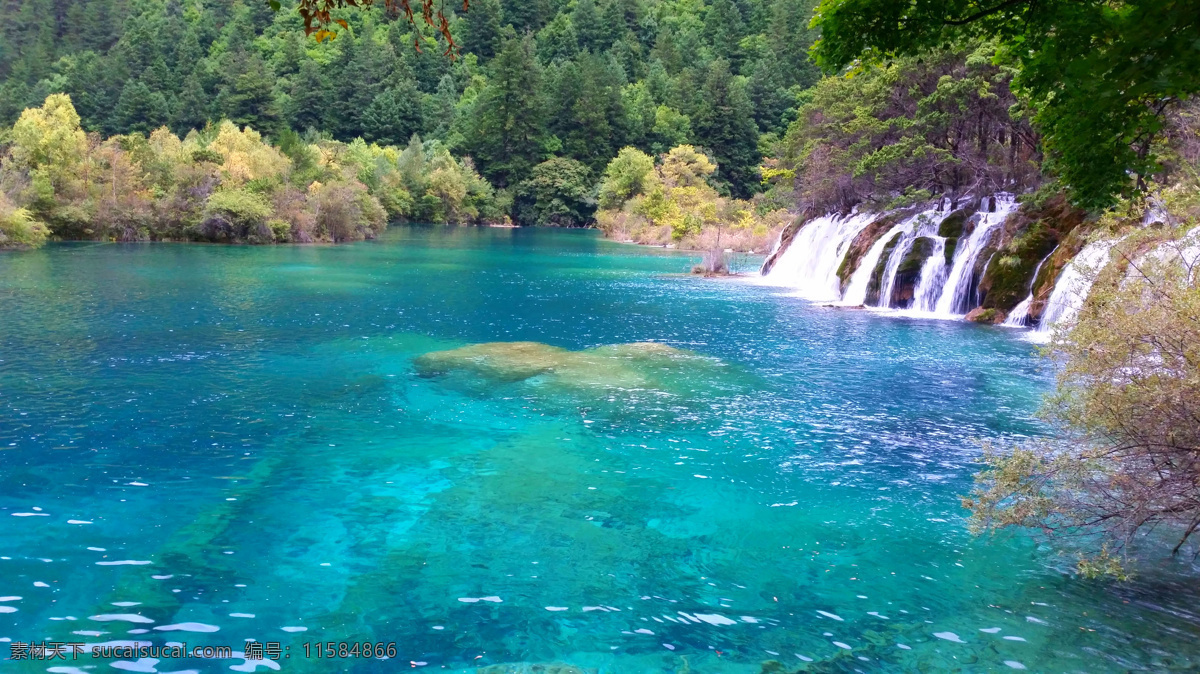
[1,226,1197,673]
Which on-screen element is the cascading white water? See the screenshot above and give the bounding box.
[933,196,1017,315]
[910,238,948,312]
[1001,248,1055,327]
[840,224,905,305]
[871,208,948,307]
[1036,239,1118,333]
[762,211,876,301]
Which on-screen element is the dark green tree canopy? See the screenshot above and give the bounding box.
[811,0,1200,207]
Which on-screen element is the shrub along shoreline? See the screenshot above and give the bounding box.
[0,95,504,249]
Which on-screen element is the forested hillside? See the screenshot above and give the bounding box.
[0,0,818,203]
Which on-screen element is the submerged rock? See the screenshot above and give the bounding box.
[413,340,708,392]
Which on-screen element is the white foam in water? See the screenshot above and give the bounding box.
[980,627,1002,633]
[11,512,49,517]
[87,547,107,552]
[230,613,256,618]
[230,652,282,672]
[73,630,107,636]
[1025,616,1048,625]
[280,626,308,632]
[33,582,49,587]
[1004,636,1027,641]
[1005,662,1027,670]
[692,613,737,626]
[544,606,569,611]
[47,668,91,674]
[832,641,852,650]
[0,606,15,614]
[67,520,92,524]
[151,575,174,580]
[933,631,966,643]
[154,622,219,633]
[0,596,20,601]
[795,654,814,662]
[97,560,152,566]
[89,614,155,624]
[112,602,142,607]
[458,596,502,603]
[816,610,844,621]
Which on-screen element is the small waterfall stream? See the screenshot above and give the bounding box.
[841,223,905,305]
[1035,239,1118,333]
[872,210,948,309]
[1002,249,1055,327]
[933,196,1017,315]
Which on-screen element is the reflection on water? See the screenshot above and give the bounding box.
[0,227,1197,672]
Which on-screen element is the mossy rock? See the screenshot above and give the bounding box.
[864,233,902,306]
[943,237,958,265]
[896,237,934,275]
[977,194,1088,313]
[964,307,1003,324]
[978,224,1057,311]
[891,237,935,307]
[937,208,972,239]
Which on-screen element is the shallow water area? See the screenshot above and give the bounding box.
[1,226,1198,673]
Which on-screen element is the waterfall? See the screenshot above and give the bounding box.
[1001,249,1055,328]
[841,224,905,305]
[1036,239,1118,333]
[762,212,876,301]
[875,211,948,308]
[933,196,1017,315]
[911,238,948,312]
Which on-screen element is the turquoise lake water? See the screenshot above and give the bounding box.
[1,226,1197,673]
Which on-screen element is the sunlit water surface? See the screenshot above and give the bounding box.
[1,227,1197,673]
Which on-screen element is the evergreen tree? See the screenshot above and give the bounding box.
[113,79,170,134]
[363,80,425,146]
[501,0,546,34]
[692,59,760,197]
[288,59,328,132]
[745,58,792,134]
[572,0,604,53]
[704,0,746,69]
[172,69,211,135]
[461,0,503,59]
[536,14,578,63]
[216,53,282,137]
[466,31,548,187]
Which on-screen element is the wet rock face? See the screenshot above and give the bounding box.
[890,237,936,307]
[836,214,900,291]
[760,214,810,275]
[965,306,1005,324]
[977,194,1087,315]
